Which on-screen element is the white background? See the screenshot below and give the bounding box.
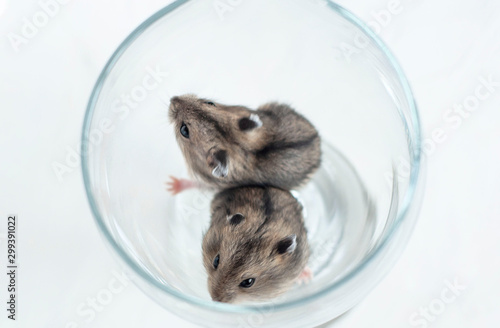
[1,0,499,327]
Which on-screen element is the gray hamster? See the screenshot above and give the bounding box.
[168,94,321,193]
[202,186,310,303]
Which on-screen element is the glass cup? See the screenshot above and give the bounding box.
[82,1,424,327]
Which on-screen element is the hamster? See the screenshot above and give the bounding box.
[168,94,321,193]
[202,186,310,303]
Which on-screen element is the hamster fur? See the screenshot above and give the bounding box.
[168,94,321,191]
[202,186,309,303]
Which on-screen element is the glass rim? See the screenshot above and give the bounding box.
[81,0,422,314]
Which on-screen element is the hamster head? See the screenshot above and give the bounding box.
[202,187,308,304]
[168,94,264,184]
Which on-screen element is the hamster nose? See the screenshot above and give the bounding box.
[170,96,181,105]
[211,290,222,302]
[211,291,230,303]
[212,295,230,303]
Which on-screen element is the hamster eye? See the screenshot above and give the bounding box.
[239,278,255,288]
[203,101,216,106]
[213,254,220,269]
[180,123,189,138]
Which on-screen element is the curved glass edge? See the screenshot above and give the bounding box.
[81,0,423,314]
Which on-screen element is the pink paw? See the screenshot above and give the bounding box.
[165,176,196,195]
[297,266,313,285]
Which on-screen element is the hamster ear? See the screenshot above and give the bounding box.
[238,114,262,131]
[276,234,297,254]
[207,149,229,178]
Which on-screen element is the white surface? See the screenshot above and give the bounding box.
[1,0,499,327]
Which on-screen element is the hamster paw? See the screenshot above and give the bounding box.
[297,266,313,285]
[165,176,197,195]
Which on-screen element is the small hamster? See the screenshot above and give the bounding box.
[202,186,310,303]
[168,94,321,192]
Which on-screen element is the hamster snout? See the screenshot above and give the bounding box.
[168,94,198,122]
[202,187,309,303]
